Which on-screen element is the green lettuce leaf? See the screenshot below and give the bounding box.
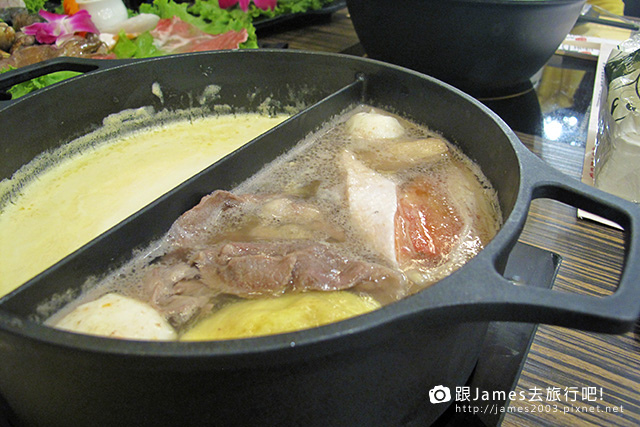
[247,0,335,19]
[0,68,82,99]
[112,31,163,59]
[24,0,47,14]
[140,0,196,22]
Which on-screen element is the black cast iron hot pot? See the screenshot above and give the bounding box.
[0,51,639,427]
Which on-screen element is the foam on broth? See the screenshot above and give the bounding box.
[44,105,502,341]
[0,111,287,297]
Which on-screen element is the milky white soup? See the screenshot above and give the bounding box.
[0,113,287,296]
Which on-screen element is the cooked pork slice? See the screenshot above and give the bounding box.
[141,262,217,328]
[251,196,345,241]
[191,241,408,303]
[342,151,398,264]
[166,190,245,249]
[193,243,297,297]
[167,190,344,249]
[291,243,408,304]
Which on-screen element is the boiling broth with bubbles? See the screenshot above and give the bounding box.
[48,105,502,341]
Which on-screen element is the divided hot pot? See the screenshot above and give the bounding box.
[0,50,638,426]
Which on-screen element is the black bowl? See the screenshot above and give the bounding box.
[346,0,585,98]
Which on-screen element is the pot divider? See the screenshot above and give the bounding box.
[4,50,636,427]
[0,72,367,317]
[2,51,638,341]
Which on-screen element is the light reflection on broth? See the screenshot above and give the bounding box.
[0,113,287,297]
[48,105,503,341]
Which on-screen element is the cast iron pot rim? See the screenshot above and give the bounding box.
[0,50,636,360]
[0,50,526,358]
[0,250,516,359]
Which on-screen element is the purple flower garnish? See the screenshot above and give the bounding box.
[218,0,277,12]
[22,10,100,46]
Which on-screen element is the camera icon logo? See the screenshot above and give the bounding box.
[429,385,452,404]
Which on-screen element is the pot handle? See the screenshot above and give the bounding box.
[0,57,127,107]
[423,152,640,334]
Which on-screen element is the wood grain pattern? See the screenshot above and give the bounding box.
[261,11,640,426]
[259,9,359,52]
[506,133,638,427]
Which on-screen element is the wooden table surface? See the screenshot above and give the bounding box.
[260,8,640,426]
